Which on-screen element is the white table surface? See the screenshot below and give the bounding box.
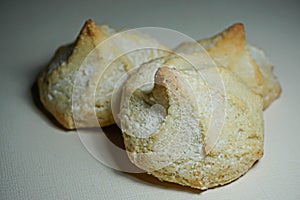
[1,0,300,199]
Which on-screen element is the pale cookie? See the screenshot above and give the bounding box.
[38,19,169,129]
[119,55,264,190]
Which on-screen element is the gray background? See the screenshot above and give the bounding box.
[1,0,300,199]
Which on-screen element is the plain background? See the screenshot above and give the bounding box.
[1,0,299,199]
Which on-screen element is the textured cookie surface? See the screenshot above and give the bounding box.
[174,23,281,109]
[119,55,264,189]
[38,19,169,129]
